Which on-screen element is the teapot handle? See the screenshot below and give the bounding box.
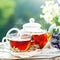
[6,28,20,36]
[48,23,56,33]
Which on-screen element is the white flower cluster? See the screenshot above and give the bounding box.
[40,0,60,24]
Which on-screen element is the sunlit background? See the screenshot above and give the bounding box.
[0,0,58,41]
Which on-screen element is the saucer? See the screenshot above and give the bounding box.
[10,49,40,58]
[10,48,60,58]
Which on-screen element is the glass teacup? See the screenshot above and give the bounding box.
[2,28,31,52]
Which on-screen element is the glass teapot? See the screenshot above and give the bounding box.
[21,18,48,49]
[2,18,50,51]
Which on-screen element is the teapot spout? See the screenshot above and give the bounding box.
[48,23,56,33]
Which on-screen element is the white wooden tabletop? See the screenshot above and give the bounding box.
[0,42,59,60]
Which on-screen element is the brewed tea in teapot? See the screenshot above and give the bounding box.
[21,18,48,49]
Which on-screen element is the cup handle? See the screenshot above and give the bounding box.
[6,28,20,36]
[2,37,10,49]
[2,37,7,43]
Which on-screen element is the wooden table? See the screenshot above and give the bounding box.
[0,42,60,60]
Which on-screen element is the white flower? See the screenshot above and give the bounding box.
[51,3,60,16]
[42,6,51,14]
[54,3,59,10]
[40,0,60,25]
[45,1,54,6]
[57,0,60,4]
[42,2,54,14]
[43,13,53,24]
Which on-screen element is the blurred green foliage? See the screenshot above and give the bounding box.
[0,0,15,41]
[0,0,55,41]
[0,0,15,27]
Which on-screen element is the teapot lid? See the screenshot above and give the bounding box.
[23,18,41,30]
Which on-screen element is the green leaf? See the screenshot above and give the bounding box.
[51,16,60,26]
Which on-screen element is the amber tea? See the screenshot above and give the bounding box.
[32,34,48,49]
[9,38,31,52]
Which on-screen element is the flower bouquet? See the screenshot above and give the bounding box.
[40,0,60,49]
